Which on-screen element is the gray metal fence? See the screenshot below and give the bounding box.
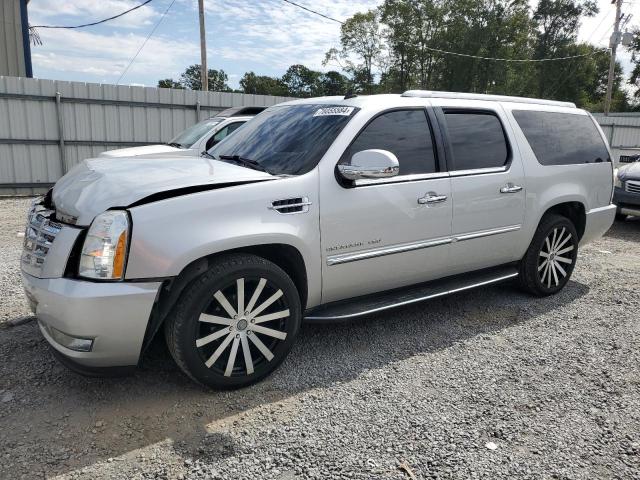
[0,76,295,195]
[592,113,640,165]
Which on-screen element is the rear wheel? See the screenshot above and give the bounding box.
[165,254,301,389]
[518,214,578,296]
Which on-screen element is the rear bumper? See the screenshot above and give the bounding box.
[580,204,616,245]
[22,272,161,368]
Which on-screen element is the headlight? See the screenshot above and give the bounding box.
[79,210,129,280]
[614,169,622,188]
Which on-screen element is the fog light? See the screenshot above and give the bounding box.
[42,323,94,352]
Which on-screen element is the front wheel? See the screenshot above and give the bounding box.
[165,254,301,389]
[518,214,579,296]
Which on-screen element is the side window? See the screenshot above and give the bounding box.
[341,109,437,175]
[443,111,509,171]
[206,122,244,150]
[512,110,610,165]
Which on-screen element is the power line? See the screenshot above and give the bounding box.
[116,0,176,85]
[280,0,342,24]
[32,0,155,29]
[280,0,606,62]
[418,46,596,62]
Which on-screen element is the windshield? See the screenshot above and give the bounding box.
[209,104,358,175]
[169,118,223,148]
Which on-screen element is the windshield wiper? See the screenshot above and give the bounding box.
[218,155,271,174]
[167,142,184,148]
[201,151,215,159]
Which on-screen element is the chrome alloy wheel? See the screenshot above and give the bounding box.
[537,227,574,288]
[195,277,290,377]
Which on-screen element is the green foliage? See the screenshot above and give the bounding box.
[629,29,640,102]
[239,72,289,96]
[157,78,183,89]
[158,65,230,91]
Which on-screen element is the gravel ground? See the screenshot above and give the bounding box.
[0,197,639,480]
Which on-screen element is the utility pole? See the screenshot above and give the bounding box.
[198,0,208,91]
[604,0,622,116]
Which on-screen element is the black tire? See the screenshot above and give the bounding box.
[615,211,627,222]
[165,254,301,389]
[518,213,579,297]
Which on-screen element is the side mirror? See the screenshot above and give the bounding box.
[337,149,400,181]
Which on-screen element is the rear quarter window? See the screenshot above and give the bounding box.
[512,110,610,165]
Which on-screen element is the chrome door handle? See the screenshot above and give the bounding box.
[418,192,448,204]
[500,184,523,194]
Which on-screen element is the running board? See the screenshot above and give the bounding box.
[304,265,519,321]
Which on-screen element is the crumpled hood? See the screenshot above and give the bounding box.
[618,161,640,181]
[52,155,274,226]
[99,144,183,157]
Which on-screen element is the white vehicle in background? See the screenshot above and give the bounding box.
[98,107,265,158]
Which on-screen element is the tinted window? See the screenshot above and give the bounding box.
[169,119,221,148]
[444,111,509,170]
[341,110,437,175]
[513,110,610,165]
[209,104,356,175]
[206,122,244,150]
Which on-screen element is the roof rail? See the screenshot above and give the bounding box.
[215,106,267,118]
[401,90,576,108]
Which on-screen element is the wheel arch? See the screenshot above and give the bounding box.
[139,243,309,357]
[539,201,586,241]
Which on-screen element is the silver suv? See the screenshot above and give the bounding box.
[21,91,616,389]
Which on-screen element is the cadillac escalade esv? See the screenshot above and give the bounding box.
[21,91,616,389]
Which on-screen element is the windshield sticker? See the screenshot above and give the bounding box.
[313,106,355,117]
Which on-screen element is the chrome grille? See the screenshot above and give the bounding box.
[625,180,640,194]
[21,204,62,271]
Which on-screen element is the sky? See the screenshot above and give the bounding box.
[27,0,638,90]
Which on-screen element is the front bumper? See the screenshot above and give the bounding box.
[580,204,616,245]
[613,186,640,217]
[22,272,161,368]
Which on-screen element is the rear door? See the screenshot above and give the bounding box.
[434,102,527,272]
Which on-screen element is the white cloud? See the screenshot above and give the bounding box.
[34,28,197,81]
[29,0,159,28]
[202,0,378,71]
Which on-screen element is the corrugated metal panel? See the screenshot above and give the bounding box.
[0,76,296,194]
[0,0,26,78]
[593,113,640,164]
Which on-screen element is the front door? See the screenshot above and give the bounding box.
[319,108,453,304]
[434,104,526,273]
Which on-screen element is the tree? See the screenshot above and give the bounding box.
[324,10,384,93]
[281,64,321,97]
[240,72,288,96]
[157,78,183,89]
[156,65,230,91]
[629,29,640,102]
[317,71,350,96]
[179,64,231,91]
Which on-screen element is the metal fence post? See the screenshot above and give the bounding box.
[196,101,201,121]
[55,92,67,175]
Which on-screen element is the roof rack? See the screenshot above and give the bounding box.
[401,90,576,108]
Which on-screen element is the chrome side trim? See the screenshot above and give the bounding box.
[326,225,522,266]
[455,224,521,242]
[326,236,452,266]
[305,272,519,320]
[355,171,449,186]
[449,166,507,177]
